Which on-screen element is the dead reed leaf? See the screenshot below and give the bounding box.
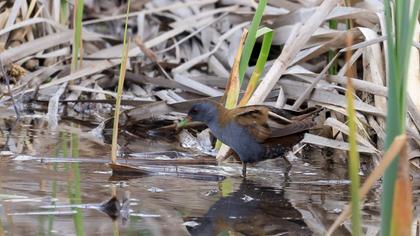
[301,133,376,154]
[392,142,412,236]
[323,117,376,150]
[279,78,385,116]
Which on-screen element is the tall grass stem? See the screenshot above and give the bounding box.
[110,0,131,163]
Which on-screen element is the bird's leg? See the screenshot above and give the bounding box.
[283,155,292,168]
[282,155,292,181]
[241,162,247,178]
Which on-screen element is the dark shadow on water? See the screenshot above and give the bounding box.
[99,196,122,221]
[99,192,130,226]
[186,179,311,236]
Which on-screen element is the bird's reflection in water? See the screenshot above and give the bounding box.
[186,179,311,236]
[99,191,131,225]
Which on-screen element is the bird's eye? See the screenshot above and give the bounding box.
[190,108,198,114]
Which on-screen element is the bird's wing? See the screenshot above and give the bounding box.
[263,119,317,148]
[268,106,321,121]
[231,105,269,117]
[269,119,316,138]
[230,106,271,142]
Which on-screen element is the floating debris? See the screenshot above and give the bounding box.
[241,194,254,202]
[131,213,161,218]
[13,155,37,161]
[147,187,164,193]
[0,151,14,156]
[183,221,200,228]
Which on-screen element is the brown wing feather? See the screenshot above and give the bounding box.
[269,119,316,138]
[228,106,271,142]
[219,104,319,143]
[230,105,269,118]
[265,133,306,148]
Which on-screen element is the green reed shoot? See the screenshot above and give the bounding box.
[238,0,267,83]
[381,1,419,235]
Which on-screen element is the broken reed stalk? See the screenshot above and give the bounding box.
[110,0,131,164]
[221,29,247,108]
[326,134,407,236]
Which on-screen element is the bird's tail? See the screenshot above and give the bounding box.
[264,144,287,160]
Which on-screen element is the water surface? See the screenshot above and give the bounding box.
[0,114,418,236]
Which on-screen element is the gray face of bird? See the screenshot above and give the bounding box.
[187,102,219,124]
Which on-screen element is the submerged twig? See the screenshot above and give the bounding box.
[0,59,20,120]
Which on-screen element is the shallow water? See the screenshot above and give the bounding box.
[0,115,418,236]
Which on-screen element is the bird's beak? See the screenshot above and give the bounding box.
[177,117,190,129]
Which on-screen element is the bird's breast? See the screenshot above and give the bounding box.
[208,121,265,163]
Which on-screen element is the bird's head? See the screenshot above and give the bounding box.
[187,101,219,124]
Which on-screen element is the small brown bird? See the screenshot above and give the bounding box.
[187,100,319,177]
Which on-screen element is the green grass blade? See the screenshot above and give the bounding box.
[328,20,338,75]
[60,0,68,25]
[344,34,361,235]
[111,0,131,163]
[238,0,267,83]
[239,27,273,105]
[346,70,362,236]
[71,0,84,72]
